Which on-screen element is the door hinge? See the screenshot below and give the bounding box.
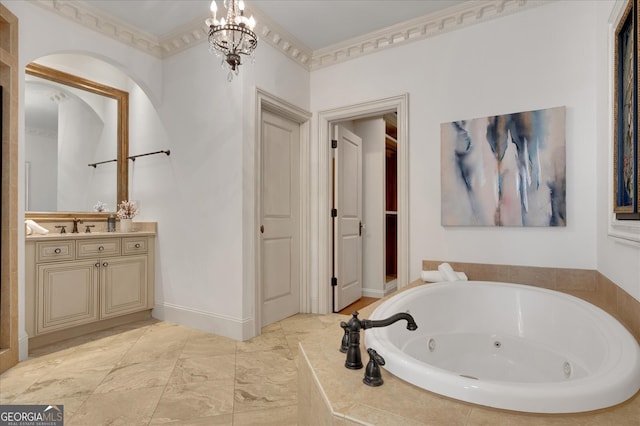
[331,208,337,217]
[331,139,337,149]
[331,277,337,287]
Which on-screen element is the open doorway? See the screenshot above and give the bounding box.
[331,114,399,313]
[318,94,409,315]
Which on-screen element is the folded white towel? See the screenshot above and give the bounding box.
[421,270,468,282]
[421,270,445,282]
[26,224,33,235]
[25,219,49,235]
[438,262,459,281]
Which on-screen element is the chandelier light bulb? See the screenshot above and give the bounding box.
[248,15,255,29]
[210,0,217,14]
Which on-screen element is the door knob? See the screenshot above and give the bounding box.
[260,225,264,234]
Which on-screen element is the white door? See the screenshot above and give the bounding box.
[261,110,301,326]
[333,124,363,312]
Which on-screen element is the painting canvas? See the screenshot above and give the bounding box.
[613,0,639,217]
[441,106,566,227]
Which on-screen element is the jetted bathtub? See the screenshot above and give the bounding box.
[363,281,640,413]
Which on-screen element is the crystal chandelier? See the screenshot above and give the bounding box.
[206,0,258,81]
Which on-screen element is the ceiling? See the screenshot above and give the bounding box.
[83,0,467,51]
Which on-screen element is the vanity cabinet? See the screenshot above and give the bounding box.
[26,233,155,345]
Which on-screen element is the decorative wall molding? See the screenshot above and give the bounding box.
[33,0,165,57]
[33,0,548,70]
[310,0,548,69]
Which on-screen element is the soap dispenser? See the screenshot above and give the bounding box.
[107,214,116,232]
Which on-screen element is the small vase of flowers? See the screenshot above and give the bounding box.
[117,200,138,232]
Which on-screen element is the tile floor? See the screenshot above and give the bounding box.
[0,313,345,425]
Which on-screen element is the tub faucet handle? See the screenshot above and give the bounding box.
[344,312,365,369]
[363,348,385,387]
[339,321,349,353]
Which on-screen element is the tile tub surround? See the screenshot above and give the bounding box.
[422,261,640,344]
[299,286,640,425]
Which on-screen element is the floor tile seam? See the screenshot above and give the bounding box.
[145,330,218,424]
[176,351,237,362]
[61,393,93,425]
[231,343,239,418]
[99,324,154,372]
[231,402,299,419]
[85,324,174,409]
[145,358,180,425]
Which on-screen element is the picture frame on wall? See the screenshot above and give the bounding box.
[441,107,566,227]
[613,0,640,219]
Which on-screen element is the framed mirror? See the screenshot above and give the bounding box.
[24,62,128,219]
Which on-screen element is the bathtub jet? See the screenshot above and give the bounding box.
[364,281,640,414]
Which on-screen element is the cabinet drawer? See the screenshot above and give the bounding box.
[36,241,75,263]
[76,239,120,258]
[122,237,148,255]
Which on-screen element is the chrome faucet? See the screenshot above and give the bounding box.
[340,311,417,370]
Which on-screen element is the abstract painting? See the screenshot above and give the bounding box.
[441,106,566,227]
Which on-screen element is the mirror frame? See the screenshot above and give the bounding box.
[24,62,129,220]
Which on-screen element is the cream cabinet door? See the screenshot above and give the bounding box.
[37,260,99,334]
[100,255,148,319]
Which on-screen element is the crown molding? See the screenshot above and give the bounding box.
[310,0,549,70]
[32,0,165,57]
[32,0,549,71]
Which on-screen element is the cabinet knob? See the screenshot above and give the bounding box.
[95,262,100,268]
[54,248,62,254]
[98,246,104,252]
[102,262,108,267]
[135,243,141,248]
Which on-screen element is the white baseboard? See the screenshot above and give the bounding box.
[152,302,255,341]
[19,331,29,361]
[362,288,385,298]
[363,280,398,299]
